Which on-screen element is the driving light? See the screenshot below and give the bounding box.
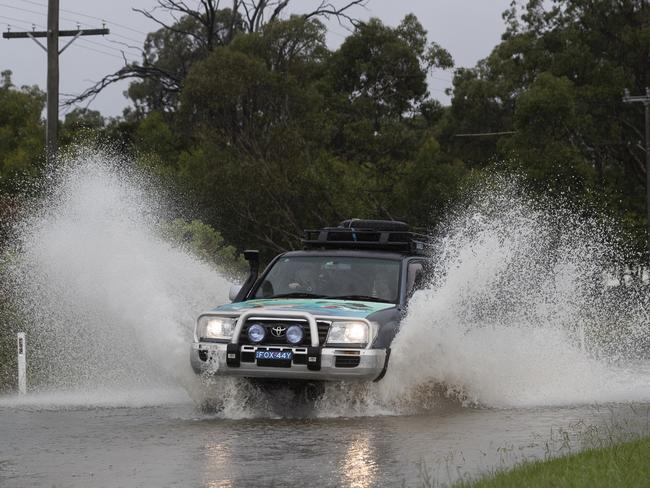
[247,323,266,343]
[327,321,370,345]
[286,325,304,344]
[198,316,236,340]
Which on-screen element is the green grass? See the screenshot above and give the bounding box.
[459,435,650,488]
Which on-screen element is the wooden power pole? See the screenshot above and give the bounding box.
[2,0,109,163]
[47,0,60,161]
[623,88,650,266]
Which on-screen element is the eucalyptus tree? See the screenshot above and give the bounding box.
[178,16,337,253]
[174,13,460,253]
[67,0,367,114]
[323,15,456,223]
[442,0,648,253]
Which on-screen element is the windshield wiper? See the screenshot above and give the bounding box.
[328,295,392,303]
[268,292,326,299]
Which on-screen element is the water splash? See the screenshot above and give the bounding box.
[381,178,650,408]
[4,150,649,415]
[6,147,232,402]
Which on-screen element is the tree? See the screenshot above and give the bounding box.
[323,15,455,221]
[133,111,179,172]
[0,70,45,194]
[174,14,460,252]
[392,135,468,227]
[327,15,452,124]
[67,0,367,114]
[59,108,106,148]
[441,0,648,254]
[160,218,246,274]
[178,16,342,254]
[507,72,592,191]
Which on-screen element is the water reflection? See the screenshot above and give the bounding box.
[206,481,233,488]
[339,435,378,488]
[192,404,650,487]
[204,440,233,488]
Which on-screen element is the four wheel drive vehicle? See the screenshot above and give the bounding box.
[190,219,430,382]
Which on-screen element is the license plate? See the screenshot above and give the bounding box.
[255,350,293,361]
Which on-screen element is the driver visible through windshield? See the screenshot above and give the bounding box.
[253,256,401,303]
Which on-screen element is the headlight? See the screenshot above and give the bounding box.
[326,321,370,345]
[286,325,304,345]
[247,323,266,343]
[197,316,236,340]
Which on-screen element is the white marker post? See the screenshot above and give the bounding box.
[17,332,26,395]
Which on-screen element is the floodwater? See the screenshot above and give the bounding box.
[1,393,649,487]
[4,151,650,487]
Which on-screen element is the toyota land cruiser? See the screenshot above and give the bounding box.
[190,219,429,382]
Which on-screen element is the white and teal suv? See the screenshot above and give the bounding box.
[190,220,429,382]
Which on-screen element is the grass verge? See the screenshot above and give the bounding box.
[459,435,650,487]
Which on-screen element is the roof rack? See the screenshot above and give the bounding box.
[302,220,430,255]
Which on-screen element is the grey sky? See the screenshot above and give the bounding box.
[1,0,512,118]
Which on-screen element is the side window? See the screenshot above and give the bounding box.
[406,262,426,298]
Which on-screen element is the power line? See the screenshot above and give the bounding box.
[103,37,143,55]
[71,43,133,61]
[1,13,139,61]
[54,15,144,45]
[74,36,140,57]
[1,3,143,53]
[3,0,110,161]
[18,0,148,36]
[0,14,41,27]
[0,2,48,18]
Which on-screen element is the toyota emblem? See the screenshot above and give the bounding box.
[270,325,287,337]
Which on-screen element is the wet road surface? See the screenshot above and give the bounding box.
[1,393,649,487]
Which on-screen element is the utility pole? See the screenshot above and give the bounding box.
[623,88,650,267]
[47,0,59,161]
[2,0,109,163]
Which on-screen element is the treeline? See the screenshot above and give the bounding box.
[0,0,648,263]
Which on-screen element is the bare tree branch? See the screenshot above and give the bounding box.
[302,0,367,27]
[68,0,365,108]
[133,4,208,50]
[269,0,290,23]
[63,61,182,108]
[239,0,366,32]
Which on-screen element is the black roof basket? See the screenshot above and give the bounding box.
[303,219,430,255]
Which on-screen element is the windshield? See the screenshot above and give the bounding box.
[253,256,401,303]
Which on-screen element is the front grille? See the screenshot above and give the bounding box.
[239,320,330,346]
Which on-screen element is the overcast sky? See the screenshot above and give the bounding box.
[1,0,512,118]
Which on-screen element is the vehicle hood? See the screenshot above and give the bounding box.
[211,298,395,319]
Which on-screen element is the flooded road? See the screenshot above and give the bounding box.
[4,153,650,487]
[1,392,649,487]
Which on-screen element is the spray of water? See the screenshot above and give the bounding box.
[380,178,650,409]
[5,147,232,405]
[3,150,649,415]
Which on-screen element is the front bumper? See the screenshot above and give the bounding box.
[190,342,387,381]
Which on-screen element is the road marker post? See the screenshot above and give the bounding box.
[17,332,27,395]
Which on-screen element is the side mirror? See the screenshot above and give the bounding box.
[229,284,242,302]
[407,269,427,299]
